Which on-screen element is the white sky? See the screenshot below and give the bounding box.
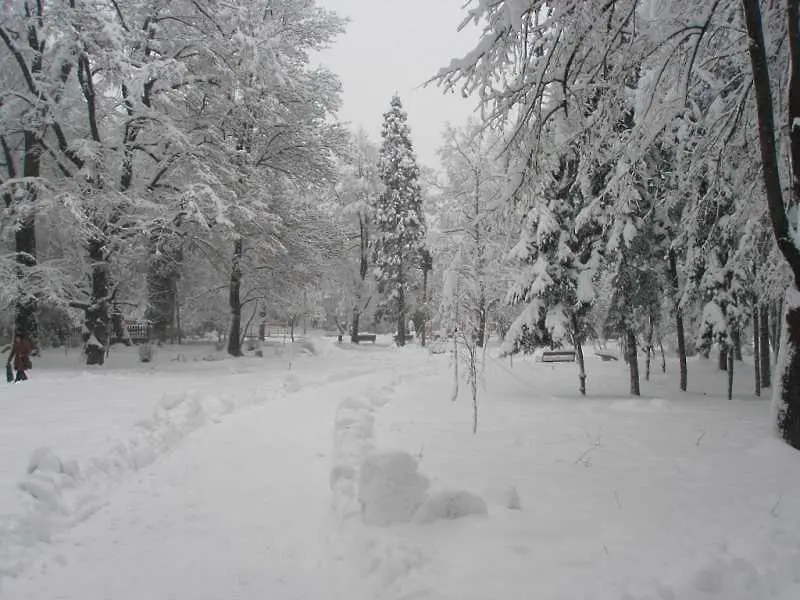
[314,0,481,170]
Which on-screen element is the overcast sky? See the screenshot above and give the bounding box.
[314,0,481,170]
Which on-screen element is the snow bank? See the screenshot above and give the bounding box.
[412,489,487,524]
[365,349,800,600]
[0,349,350,586]
[358,451,429,526]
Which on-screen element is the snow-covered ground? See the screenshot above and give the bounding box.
[1,338,799,599]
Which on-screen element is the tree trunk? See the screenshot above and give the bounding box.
[146,236,180,344]
[668,249,688,391]
[290,318,295,343]
[754,304,762,397]
[174,281,182,345]
[621,334,629,364]
[718,347,728,371]
[732,326,743,361]
[227,238,243,357]
[13,131,40,343]
[743,0,800,449]
[626,328,640,396]
[421,260,429,347]
[396,283,406,347]
[775,290,800,449]
[659,339,666,374]
[85,237,109,365]
[772,299,782,365]
[575,338,586,396]
[760,303,772,388]
[350,305,361,343]
[645,315,654,381]
[476,289,487,348]
[727,342,734,400]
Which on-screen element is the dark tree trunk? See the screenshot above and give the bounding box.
[174,283,182,344]
[476,290,487,348]
[742,0,800,449]
[420,251,431,347]
[645,314,654,382]
[777,298,800,448]
[718,347,728,371]
[727,343,734,400]
[754,305,762,397]
[626,329,640,396]
[227,238,243,357]
[352,214,369,344]
[13,130,41,343]
[668,249,688,391]
[771,300,781,365]
[732,326,743,361]
[85,237,109,365]
[290,318,295,343]
[575,338,586,396]
[760,304,771,388]
[396,281,406,347]
[145,234,181,344]
[351,307,361,344]
[259,321,266,341]
[659,339,666,374]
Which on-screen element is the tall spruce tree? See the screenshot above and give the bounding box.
[373,95,426,347]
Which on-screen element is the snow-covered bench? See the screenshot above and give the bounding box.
[354,334,377,343]
[541,350,576,363]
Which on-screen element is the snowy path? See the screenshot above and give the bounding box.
[2,357,408,600]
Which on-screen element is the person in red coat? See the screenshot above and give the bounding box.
[7,333,33,382]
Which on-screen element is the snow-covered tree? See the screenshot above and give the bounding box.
[435,121,510,348]
[333,130,380,342]
[373,95,426,347]
[436,1,800,445]
[1,0,347,362]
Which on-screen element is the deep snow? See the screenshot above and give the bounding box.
[1,337,799,599]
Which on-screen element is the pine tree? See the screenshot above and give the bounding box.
[373,95,426,347]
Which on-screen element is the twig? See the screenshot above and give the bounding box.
[695,431,706,446]
[770,493,782,518]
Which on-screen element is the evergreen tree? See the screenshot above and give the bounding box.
[373,95,426,346]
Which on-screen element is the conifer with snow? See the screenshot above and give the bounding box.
[373,95,426,346]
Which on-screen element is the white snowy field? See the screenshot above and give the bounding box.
[1,338,799,599]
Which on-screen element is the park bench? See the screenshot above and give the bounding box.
[595,351,619,362]
[541,349,576,363]
[393,333,414,344]
[354,333,377,343]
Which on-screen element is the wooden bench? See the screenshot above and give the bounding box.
[541,350,576,363]
[354,333,377,343]
[595,352,619,362]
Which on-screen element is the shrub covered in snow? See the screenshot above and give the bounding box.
[357,450,429,526]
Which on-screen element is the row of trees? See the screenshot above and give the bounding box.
[1,0,351,362]
[0,1,431,362]
[432,0,800,449]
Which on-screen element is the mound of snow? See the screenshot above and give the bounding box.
[358,450,429,526]
[283,373,303,393]
[503,485,522,510]
[412,489,488,524]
